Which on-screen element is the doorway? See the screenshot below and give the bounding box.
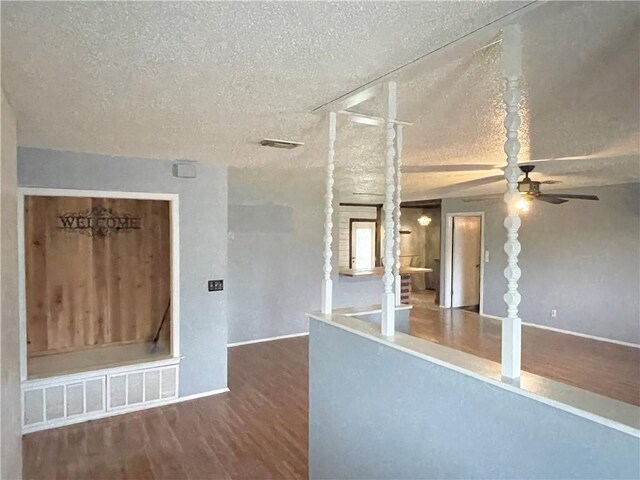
[349,219,376,269]
[443,213,484,313]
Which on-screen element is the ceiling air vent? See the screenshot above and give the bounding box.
[260,138,304,149]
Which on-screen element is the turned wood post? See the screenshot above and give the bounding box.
[321,112,337,314]
[394,124,403,303]
[381,82,397,335]
[501,25,523,380]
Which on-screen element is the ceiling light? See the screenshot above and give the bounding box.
[516,197,531,213]
[418,215,432,226]
[259,138,304,149]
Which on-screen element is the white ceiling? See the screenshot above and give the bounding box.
[2,1,639,201]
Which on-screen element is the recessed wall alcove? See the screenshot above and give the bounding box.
[22,192,177,380]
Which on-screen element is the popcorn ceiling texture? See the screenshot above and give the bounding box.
[1,1,639,200]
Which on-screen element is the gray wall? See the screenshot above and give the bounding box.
[1,91,22,479]
[18,147,228,396]
[228,167,383,344]
[309,318,640,479]
[441,183,640,344]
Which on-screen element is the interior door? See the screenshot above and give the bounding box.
[350,221,376,270]
[451,216,481,308]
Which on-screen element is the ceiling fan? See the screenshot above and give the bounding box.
[463,165,599,207]
[515,165,599,205]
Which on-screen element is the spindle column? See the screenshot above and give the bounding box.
[321,112,337,314]
[381,82,397,335]
[501,25,523,380]
[393,124,403,303]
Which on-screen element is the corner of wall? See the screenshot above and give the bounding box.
[1,89,23,480]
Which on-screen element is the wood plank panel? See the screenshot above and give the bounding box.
[25,196,171,356]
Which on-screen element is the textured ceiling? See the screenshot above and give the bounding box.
[2,1,639,201]
[332,0,640,201]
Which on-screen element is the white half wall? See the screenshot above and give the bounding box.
[1,90,22,479]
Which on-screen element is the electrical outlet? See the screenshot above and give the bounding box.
[208,280,224,292]
[551,309,557,318]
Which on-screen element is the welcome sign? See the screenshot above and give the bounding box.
[58,206,141,237]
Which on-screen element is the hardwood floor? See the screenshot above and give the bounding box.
[408,290,640,406]
[23,337,308,480]
[23,302,639,479]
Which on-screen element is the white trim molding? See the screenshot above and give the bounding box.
[22,359,182,433]
[17,187,181,383]
[481,314,640,349]
[23,383,229,434]
[442,212,486,313]
[173,387,230,403]
[17,187,182,434]
[227,332,309,348]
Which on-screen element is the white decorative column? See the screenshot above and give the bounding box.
[393,125,403,303]
[501,25,523,380]
[381,82,397,335]
[321,112,337,314]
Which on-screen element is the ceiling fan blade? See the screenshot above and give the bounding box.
[535,195,569,205]
[539,180,562,185]
[462,194,503,202]
[425,175,505,197]
[453,175,505,189]
[550,194,600,201]
[403,164,499,173]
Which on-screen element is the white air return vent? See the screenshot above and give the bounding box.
[259,138,304,149]
[22,363,178,432]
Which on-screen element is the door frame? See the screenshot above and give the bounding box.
[442,212,485,313]
[17,187,181,383]
[348,218,379,269]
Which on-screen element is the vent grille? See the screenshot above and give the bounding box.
[260,138,304,149]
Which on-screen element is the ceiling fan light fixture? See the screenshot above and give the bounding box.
[418,215,432,226]
[518,181,534,194]
[516,196,532,213]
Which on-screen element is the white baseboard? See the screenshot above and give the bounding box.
[175,387,230,403]
[23,387,230,434]
[228,332,309,348]
[481,313,503,322]
[480,313,640,349]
